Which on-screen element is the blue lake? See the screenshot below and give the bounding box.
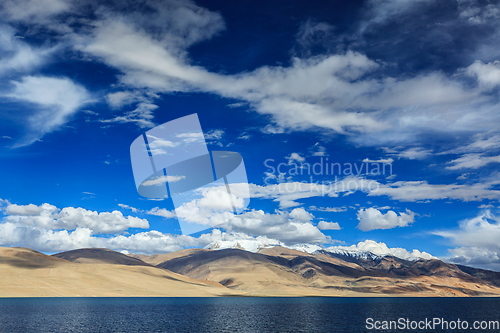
[0,297,499,332]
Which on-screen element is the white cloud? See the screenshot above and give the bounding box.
[447,246,500,268]
[0,211,324,254]
[466,60,500,90]
[118,204,139,213]
[2,0,500,148]
[100,102,157,128]
[146,207,176,219]
[434,211,500,270]
[82,14,500,144]
[370,179,500,202]
[446,153,500,170]
[478,204,494,209]
[286,152,305,164]
[0,199,11,208]
[0,221,214,254]
[383,146,432,160]
[7,76,92,146]
[3,203,148,234]
[289,207,314,222]
[248,176,500,209]
[106,91,140,108]
[142,175,185,186]
[434,211,500,250]
[6,203,43,216]
[362,157,393,164]
[0,25,52,75]
[309,206,347,212]
[261,124,285,134]
[169,186,329,244]
[222,209,329,245]
[1,0,71,22]
[356,207,415,231]
[317,221,341,230]
[326,239,435,260]
[145,183,329,244]
[204,129,224,141]
[439,134,500,171]
[309,142,327,156]
[441,134,500,155]
[359,0,433,33]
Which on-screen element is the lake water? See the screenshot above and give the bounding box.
[0,297,499,332]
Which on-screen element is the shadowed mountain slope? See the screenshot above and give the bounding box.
[52,248,150,266]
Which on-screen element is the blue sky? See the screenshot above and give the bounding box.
[1,0,500,269]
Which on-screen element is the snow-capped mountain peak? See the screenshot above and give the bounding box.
[205,240,275,253]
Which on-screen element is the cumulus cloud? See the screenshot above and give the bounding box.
[146,207,176,219]
[6,203,43,216]
[2,199,319,253]
[356,207,415,231]
[222,209,329,245]
[286,152,305,164]
[0,204,326,253]
[148,183,329,244]
[289,207,314,222]
[317,221,341,230]
[3,202,148,234]
[0,220,221,254]
[326,240,435,260]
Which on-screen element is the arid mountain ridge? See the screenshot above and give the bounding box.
[1,245,500,297]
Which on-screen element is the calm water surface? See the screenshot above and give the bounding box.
[0,297,499,332]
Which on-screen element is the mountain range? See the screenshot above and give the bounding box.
[1,244,500,297]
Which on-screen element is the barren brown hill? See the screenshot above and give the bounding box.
[0,247,243,297]
[3,245,500,297]
[156,247,500,297]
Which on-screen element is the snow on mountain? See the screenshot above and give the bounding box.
[287,244,322,254]
[323,240,437,261]
[205,239,277,253]
[205,239,436,261]
[320,248,383,261]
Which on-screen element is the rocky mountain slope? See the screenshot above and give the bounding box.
[2,245,500,297]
